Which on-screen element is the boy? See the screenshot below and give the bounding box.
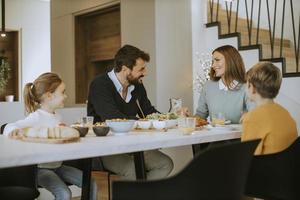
[241,62,298,155]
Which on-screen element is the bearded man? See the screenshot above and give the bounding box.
[87,45,173,180]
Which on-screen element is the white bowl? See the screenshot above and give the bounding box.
[166,119,177,128]
[137,120,152,129]
[152,120,166,130]
[105,120,135,134]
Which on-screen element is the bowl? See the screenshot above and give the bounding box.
[105,120,136,134]
[137,120,152,129]
[152,120,166,130]
[73,127,89,137]
[166,119,177,128]
[93,126,110,136]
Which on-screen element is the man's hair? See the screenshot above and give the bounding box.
[210,45,246,87]
[114,45,150,72]
[246,62,282,99]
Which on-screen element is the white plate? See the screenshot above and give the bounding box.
[205,124,242,131]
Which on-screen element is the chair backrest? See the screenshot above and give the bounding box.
[0,165,38,188]
[0,123,7,134]
[112,139,260,200]
[245,137,300,200]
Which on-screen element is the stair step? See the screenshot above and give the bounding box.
[207,1,299,75]
[218,25,291,47]
[261,44,296,58]
[285,58,299,73]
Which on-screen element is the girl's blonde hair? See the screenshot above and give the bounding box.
[210,45,246,89]
[24,72,62,113]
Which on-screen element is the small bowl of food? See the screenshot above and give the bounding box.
[152,120,167,130]
[105,119,136,134]
[137,119,152,129]
[93,122,110,137]
[71,124,89,137]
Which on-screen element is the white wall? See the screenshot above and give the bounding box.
[121,0,157,106]
[191,0,300,132]
[1,0,51,100]
[155,0,193,113]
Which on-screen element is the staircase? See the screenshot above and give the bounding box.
[206,0,300,77]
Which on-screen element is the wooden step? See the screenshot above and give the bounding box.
[261,44,296,59]
[207,1,298,75]
[219,25,291,47]
[285,58,299,73]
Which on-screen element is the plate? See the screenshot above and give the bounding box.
[20,137,80,143]
[205,124,242,131]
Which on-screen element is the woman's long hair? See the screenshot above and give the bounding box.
[210,45,246,89]
[23,72,62,113]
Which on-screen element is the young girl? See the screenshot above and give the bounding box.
[3,72,97,200]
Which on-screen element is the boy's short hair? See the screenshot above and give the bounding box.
[246,62,282,99]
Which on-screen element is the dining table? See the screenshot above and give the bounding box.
[0,125,242,200]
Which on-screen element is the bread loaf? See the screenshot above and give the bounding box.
[22,127,79,139]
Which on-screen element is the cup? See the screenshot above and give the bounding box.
[81,116,94,128]
[178,117,196,134]
[5,95,14,102]
[211,112,226,125]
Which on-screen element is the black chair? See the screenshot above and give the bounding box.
[112,139,260,200]
[0,123,40,200]
[245,137,300,200]
[0,165,40,200]
[0,123,7,134]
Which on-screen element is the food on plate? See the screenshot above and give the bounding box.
[11,126,80,139]
[195,117,208,127]
[107,118,128,122]
[146,112,178,120]
[94,122,107,127]
[138,118,149,121]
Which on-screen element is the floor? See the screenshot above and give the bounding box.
[38,171,120,200]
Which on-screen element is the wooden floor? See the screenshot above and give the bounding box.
[72,171,120,200]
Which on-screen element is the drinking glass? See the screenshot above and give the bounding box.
[211,112,226,125]
[178,117,196,134]
[81,116,94,128]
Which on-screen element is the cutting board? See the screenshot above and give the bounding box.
[132,128,168,132]
[20,137,80,144]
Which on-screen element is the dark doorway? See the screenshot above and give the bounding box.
[75,4,120,104]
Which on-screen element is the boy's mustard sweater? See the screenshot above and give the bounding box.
[242,103,298,155]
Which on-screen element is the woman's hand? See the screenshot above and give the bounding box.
[239,112,248,123]
[9,129,24,139]
[176,107,190,117]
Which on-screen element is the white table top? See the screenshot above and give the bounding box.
[0,127,242,169]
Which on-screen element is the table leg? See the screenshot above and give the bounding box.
[192,143,210,157]
[133,151,147,180]
[81,158,92,200]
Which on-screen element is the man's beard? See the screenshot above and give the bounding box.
[127,74,144,85]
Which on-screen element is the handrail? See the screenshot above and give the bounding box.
[207,0,300,75]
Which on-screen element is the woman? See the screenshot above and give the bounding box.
[195,45,254,124]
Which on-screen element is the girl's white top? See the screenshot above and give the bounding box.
[4,109,63,169]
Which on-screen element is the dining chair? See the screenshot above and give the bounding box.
[245,137,300,200]
[112,139,260,200]
[1,123,40,199]
[0,165,40,200]
[0,123,7,134]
